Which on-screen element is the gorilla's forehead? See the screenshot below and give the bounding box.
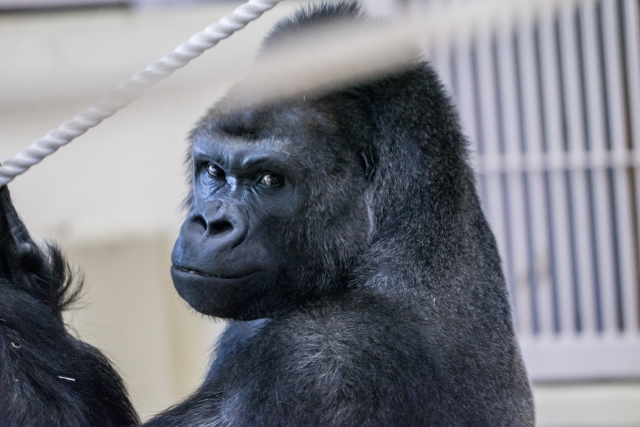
[192,134,292,160]
[197,99,342,143]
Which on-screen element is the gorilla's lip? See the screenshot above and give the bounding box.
[171,265,257,280]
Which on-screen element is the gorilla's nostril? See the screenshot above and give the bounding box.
[193,215,207,232]
[209,220,233,236]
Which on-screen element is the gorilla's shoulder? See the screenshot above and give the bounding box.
[264,292,437,380]
[202,294,443,424]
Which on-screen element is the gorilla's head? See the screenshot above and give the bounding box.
[171,90,376,319]
[171,4,476,320]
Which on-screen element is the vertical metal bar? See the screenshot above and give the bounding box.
[579,0,618,334]
[515,10,554,335]
[559,1,597,336]
[538,1,576,336]
[495,17,533,336]
[623,0,640,334]
[600,0,636,334]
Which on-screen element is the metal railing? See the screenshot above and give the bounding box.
[433,0,640,382]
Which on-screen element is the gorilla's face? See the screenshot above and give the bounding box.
[171,134,304,319]
[171,102,373,320]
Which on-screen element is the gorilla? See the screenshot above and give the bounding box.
[0,3,534,426]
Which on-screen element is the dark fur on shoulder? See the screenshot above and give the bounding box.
[0,186,139,427]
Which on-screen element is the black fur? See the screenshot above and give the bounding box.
[0,186,139,427]
[0,3,534,426]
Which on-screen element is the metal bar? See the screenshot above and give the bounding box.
[515,10,554,335]
[623,0,640,334]
[579,0,618,334]
[558,0,597,336]
[538,1,576,336]
[601,0,636,335]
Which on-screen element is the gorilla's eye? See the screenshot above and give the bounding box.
[258,173,282,187]
[207,164,224,178]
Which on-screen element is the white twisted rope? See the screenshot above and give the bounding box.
[0,0,284,187]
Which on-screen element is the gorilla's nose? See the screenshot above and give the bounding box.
[186,203,248,250]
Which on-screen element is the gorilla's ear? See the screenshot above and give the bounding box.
[360,146,376,183]
[0,186,52,297]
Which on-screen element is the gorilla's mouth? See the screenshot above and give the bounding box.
[175,266,211,276]
[172,265,256,280]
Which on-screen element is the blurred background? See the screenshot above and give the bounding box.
[1,0,639,425]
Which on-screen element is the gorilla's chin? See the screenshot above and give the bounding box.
[170,266,269,319]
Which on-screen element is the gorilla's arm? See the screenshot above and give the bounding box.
[0,186,139,427]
